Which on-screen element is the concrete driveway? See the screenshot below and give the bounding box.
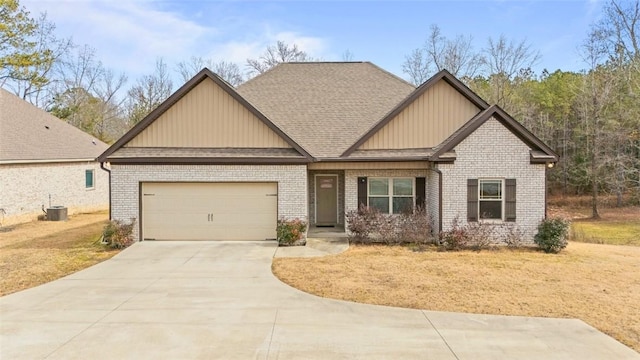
[1,241,637,359]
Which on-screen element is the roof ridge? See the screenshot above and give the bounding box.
[361,62,416,88]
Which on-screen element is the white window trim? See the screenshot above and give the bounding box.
[85,169,95,190]
[368,177,415,215]
[478,178,504,221]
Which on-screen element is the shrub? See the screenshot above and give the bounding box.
[439,217,470,250]
[501,223,527,248]
[346,206,433,245]
[439,217,496,251]
[277,218,307,246]
[102,218,135,249]
[396,208,433,244]
[534,218,570,253]
[345,206,382,244]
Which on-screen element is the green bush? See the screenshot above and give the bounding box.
[277,218,307,246]
[102,218,135,249]
[534,218,570,253]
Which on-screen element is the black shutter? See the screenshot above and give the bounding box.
[357,177,368,210]
[415,177,426,210]
[505,178,516,222]
[467,179,478,222]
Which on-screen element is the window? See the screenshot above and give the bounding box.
[479,179,503,220]
[368,178,414,214]
[85,169,95,189]
[468,178,516,222]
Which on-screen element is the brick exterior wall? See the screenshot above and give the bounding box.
[308,170,345,226]
[426,170,440,233]
[438,118,547,243]
[0,161,109,225]
[110,164,307,241]
[344,169,429,222]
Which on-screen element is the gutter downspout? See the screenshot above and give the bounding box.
[100,162,111,220]
[544,164,548,219]
[428,165,443,236]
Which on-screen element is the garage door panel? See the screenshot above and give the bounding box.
[141,182,277,241]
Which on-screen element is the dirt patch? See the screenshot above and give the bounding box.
[273,243,640,352]
[0,211,120,296]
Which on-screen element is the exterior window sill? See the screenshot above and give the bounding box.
[478,219,504,224]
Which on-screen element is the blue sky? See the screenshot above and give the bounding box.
[22,0,603,84]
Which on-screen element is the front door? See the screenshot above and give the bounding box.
[316,175,338,226]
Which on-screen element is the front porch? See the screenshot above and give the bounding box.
[308,225,347,238]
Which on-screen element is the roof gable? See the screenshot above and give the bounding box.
[430,105,559,162]
[342,70,488,156]
[99,69,312,162]
[0,88,108,163]
[125,78,291,149]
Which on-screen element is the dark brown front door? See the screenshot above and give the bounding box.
[316,175,337,225]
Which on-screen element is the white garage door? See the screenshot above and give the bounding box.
[141,182,277,241]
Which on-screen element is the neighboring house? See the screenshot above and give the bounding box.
[0,89,109,225]
[98,62,557,242]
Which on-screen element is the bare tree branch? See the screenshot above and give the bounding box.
[246,41,311,77]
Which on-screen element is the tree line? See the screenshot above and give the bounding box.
[2,0,638,215]
[400,2,639,215]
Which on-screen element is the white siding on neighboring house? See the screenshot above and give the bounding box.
[110,164,307,242]
[0,161,109,225]
[438,118,546,242]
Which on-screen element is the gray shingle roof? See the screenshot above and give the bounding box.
[236,62,415,158]
[0,88,108,163]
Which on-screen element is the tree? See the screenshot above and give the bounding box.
[246,40,311,76]
[50,45,127,142]
[126,58,173,126]
[402,48,432,86]
[481,35,541,107]
[341,49,355,61]
[402,24,482,84]
[593,0,639,63]
[0,0,70,106]
[575,30,617,218]
[176,56,244,86]
[586,0,640,206]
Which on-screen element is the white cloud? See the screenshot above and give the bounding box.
[23,0,215,76]
[207,29,329,65]
[21,0,330,83]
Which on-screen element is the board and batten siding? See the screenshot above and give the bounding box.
[359,80,480,150]
[125,78,291,148]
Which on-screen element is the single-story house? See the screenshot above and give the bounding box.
[0,88,109,225]
[98,62,558,242]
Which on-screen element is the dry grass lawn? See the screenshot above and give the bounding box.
[273,242,640,352]
[0,211,119,296]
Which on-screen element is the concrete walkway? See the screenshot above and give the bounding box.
[1,241,638,359]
